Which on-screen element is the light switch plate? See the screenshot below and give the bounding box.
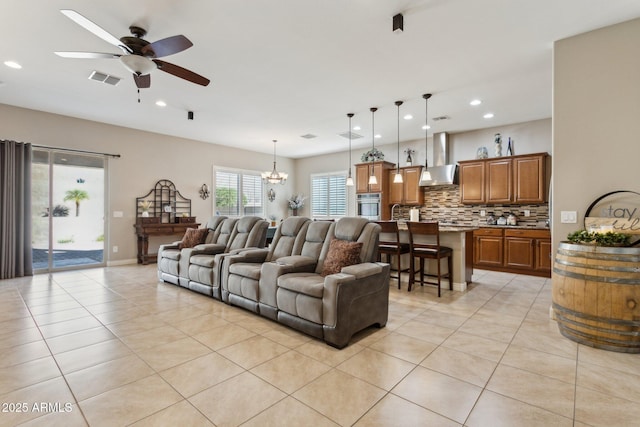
[560,211,577,223]
[524,210,530,217]
[113,211,123,218]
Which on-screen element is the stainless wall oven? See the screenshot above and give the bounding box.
[357,193,381,220]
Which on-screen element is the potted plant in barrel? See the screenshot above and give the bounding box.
[566,229,631,246]
[553,227,640,353]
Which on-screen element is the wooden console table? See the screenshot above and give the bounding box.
[134,220,200,265]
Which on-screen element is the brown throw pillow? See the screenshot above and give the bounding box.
[321,239,363,276]
[178,228,208,249]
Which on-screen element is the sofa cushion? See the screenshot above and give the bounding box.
[162,249,181,261]
[179,228,208,249]
[278,273,325,298]
[189,254,218,268]
[321,240,362,276]
[228,262,262,280]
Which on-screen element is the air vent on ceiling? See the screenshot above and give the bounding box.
[339,131,363,139]
[300,134,317,139]
[432,115,450,122]
[88,70,121,86]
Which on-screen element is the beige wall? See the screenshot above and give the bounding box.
[0,104,296,264]
[553,17,640,251]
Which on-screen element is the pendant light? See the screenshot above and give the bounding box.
[345,113,355,186]
[368,107,378,185]
[261,140,288,185]
[393,100,404,184]
[420,94,432,182]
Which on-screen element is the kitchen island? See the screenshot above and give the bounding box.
[395,222,477,292]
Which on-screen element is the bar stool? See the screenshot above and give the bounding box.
[407,221,453,297]
[375,221,410,289]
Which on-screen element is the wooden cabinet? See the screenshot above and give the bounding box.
[388,166,424,205]
[459,153,548,204]
[504,229,536,269]
[474,228,504,267]
[535,238,553,272]
[459,161,485,204]
[513,154,546,203]
[473,227,551,277]
[486,158,513,203]
[355,161,394,194]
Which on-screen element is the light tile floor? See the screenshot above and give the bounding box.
[1,265,639,426]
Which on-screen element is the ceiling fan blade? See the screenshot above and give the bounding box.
[60,9,132,53]
[153,60,210,86]
[55,51,120,59]
[142,35,193,58]
[133,73,151,89]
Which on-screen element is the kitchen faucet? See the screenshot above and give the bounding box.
[391,204,400,220]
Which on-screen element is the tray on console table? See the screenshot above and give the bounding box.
[134,219,201,265]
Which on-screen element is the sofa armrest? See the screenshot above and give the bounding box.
[275,255,318,270]
[322,262,388,328]
[227,248,270,264]
[189,243,227,256]
[258,256,318,308]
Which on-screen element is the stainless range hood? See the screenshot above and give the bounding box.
[418,132,459,186]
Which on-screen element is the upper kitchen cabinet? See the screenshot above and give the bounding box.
[459,153,549,204]
[486,158,513,203]
[459,161,485,204]
[388,166,424,205]
[513,154,547,203]
[355,161,394,194]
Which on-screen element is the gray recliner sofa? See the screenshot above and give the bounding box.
[187,216,268,299]
[257,220,335,320]
[223,218,390,348]
[158,215,389,348]
[261,217,389,348]
[157,216,228,286]
[221,216,312,311]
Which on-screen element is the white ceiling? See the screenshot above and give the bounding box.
[1,0,640,159]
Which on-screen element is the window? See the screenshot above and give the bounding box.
[311,172,347,219]
[215,168,264,217]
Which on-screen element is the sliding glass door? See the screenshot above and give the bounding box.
[32,149,106,271]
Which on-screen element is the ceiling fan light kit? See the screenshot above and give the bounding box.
[55,9,210,90]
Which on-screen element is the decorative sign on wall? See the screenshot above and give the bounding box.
[583,190,640,235]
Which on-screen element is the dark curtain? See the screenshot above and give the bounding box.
[0,140,32,279]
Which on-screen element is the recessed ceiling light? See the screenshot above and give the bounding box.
[375,134,381,139]
[4,61,22,69]
[470,99,482,106]
[155,100,167,107]
[403,114,413,120]
[483,113,494,119]
[421,125,431,130]
[353,126,361,131]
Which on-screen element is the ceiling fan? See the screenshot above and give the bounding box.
[54,9,210,88]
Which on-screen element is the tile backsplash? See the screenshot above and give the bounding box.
[392,185,549,228]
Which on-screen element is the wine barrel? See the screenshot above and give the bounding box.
[552,242,640,353]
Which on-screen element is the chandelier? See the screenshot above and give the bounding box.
[262,140,288,185]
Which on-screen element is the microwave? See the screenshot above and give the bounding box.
[357,193,381,221]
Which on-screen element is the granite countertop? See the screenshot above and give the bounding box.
[394,221,549,232]
[396,221,477,233]
[479,224,550,230]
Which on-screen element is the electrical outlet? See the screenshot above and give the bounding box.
[560,211,577,223]
[524,210,530,217]
[480,210,486,217]
[113,246,118,253]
